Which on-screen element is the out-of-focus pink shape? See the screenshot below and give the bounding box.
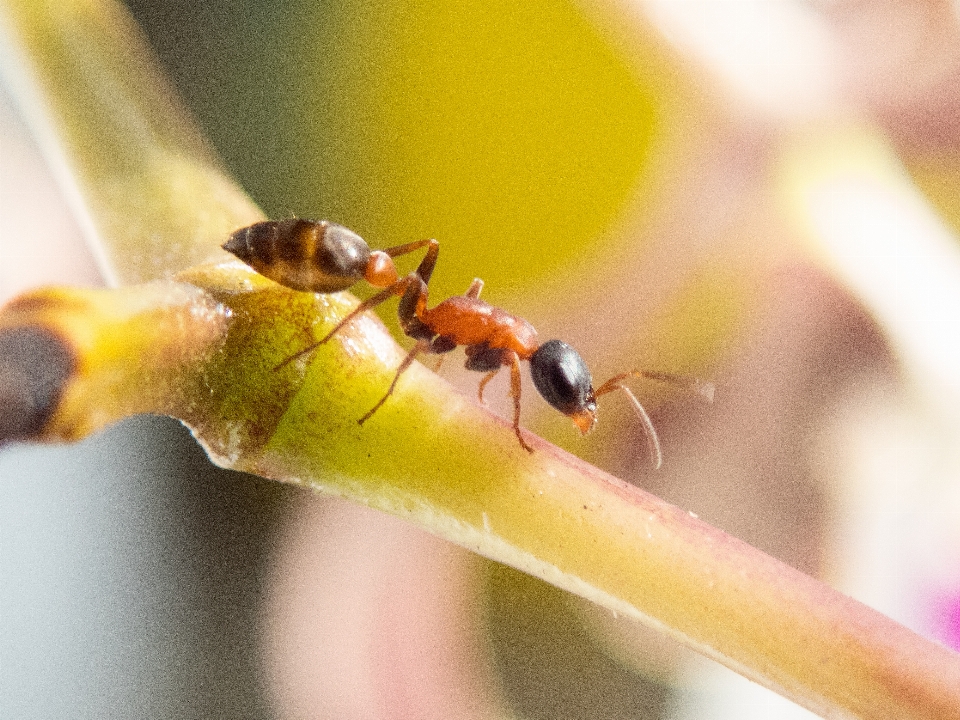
[0,90,102,301]
[935,588,960,651]
[263,493,508,720]
[640,0,841,121]
[946,595,960,650]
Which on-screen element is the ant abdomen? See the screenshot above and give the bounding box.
[224,219,372,293]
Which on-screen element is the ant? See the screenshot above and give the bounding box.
[223,219,713,467]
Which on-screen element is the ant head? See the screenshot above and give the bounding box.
[530,340,597,434]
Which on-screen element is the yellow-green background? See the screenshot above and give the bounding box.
[127,0,675,302]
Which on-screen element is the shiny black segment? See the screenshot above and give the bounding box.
[530,339,595,416]
[316,223,369,279]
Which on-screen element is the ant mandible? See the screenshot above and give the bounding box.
[223,219,713,467]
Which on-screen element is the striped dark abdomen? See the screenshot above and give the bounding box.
[224,219,370,293]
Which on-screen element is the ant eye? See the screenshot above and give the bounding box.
[530,340,595,416]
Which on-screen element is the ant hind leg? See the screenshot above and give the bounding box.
[476,369,499,405]
[465,344,508,406]
[274,280,411,371]
[358,339,430,425]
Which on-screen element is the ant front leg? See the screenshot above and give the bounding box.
[378,238,440,286]
[396,273,432,340]
[277,239,440,371]
[382,238,438,266]
[417,241,440,284]
[392,239,439,341]
[508,352,533,453]
[330,236,439,345]
[357,260,441,423]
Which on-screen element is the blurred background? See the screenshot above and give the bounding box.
[2,0,960,717]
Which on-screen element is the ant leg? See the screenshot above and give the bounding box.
[464,344,504,403]
[382,238,436,260]
[358,339,429,425]
[429,336,457,373]
[477,369,500,405]
[508,352,533,453]
[595,370,714,403]
[382,238,441,284]
[594,380,663,470]
[464,278,483,299]
[414,240,440,284]
[274,278,413,371]
[397,275,431,338]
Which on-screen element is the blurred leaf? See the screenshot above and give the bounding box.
[0,0,261,285]
[778,125,960,412]
[323,0,662,288]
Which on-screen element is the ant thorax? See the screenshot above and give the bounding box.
[422,296,539,358]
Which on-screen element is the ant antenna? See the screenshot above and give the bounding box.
[594,370,715,470]
[604,384,663,470]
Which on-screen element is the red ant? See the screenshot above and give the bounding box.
[224,219,713,466]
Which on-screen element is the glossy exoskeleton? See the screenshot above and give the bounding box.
[224,219,713,465]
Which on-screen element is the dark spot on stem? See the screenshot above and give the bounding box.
[3,293,85,314]
[0,326,76,443]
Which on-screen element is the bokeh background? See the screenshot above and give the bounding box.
[3,0,960,718]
